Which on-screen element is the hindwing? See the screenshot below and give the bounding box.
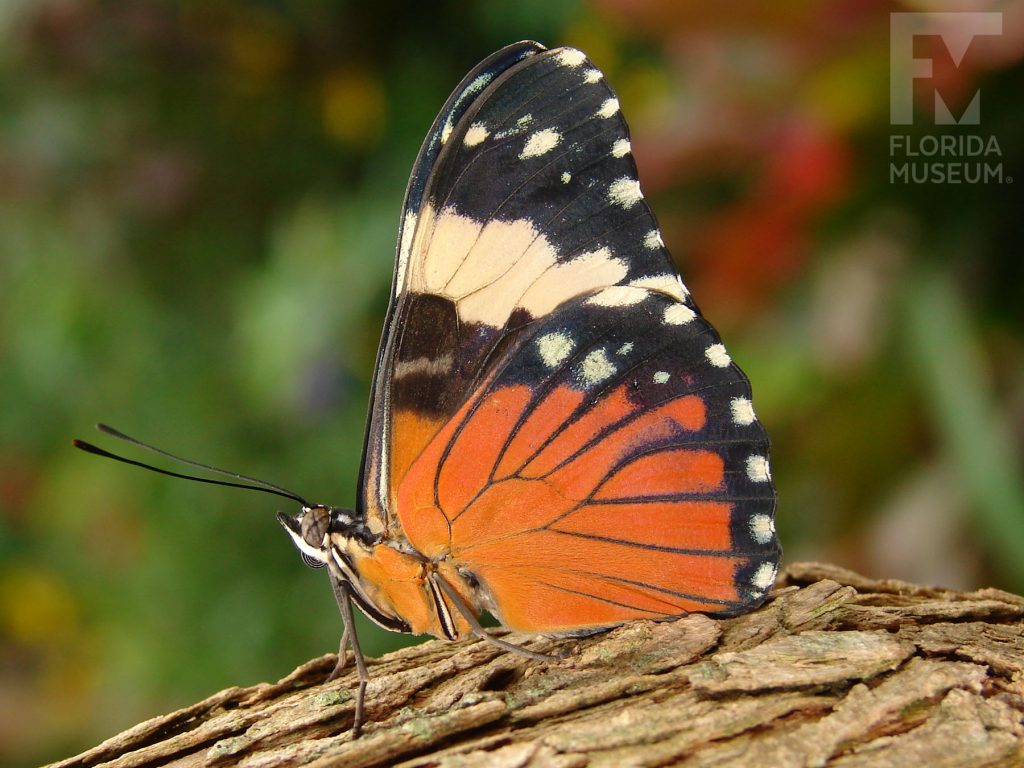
[395,288,778,628]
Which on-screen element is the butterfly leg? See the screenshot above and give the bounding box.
[329,615,351,678]
[326,575,352,678]
[327,572,369,737]
[432,574,560,662]
[338,581,370,737]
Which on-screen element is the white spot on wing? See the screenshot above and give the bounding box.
[555,48,587,68]
[705,343,731,367]
[598,98,620,118]
[561,171,572,184]
[731,397,756,425]
[584,69,603,84]
[653,371,670,384]
[537,331,575,369]
[749,514,775,545]
[608,177,642,208]
[629,274,689,302]
[617,342,634,355]
[587,285,647,307]
[440,72,492,146]
[663,303,696,325]
[520,128,561,159]
[752,562,777,590]
[746,455,771,483]
[643,230,664,249]
[463,123,489,147]
[611,139,631,158]
[577,348,616,387]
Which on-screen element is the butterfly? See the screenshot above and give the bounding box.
[76,40,779,737]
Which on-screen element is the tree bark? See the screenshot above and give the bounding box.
[48,562,1024,768]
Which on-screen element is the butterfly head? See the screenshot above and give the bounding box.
[276,505,376,569]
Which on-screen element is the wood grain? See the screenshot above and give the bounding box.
[47,563,1024,767]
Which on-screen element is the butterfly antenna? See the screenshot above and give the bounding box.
[72,424,310,507]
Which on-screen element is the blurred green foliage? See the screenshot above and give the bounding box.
[1,2,1022,764]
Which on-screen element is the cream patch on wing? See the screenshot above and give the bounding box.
[643,230,664,249]
[536,331,575,368]
[463,123,489,147]
[730,397,756,426]
[663,303,697,325]
[576,348,617,387]
[749,514,775,545]
[752,562,778,590]
[609,177,643,208]
[456,238,563,328]
[409,205,628,327]
[518,248,628,320]
[441,73,493,145]
[628,274,689,302]
[394,210,417,295]
[442,215,546,296]
[587,285,648,307]
[555,48,587,68]
[598,98,620,118]
[520,128,561,160]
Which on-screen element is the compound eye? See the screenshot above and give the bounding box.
[302,552,326,569]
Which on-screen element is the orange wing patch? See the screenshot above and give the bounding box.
[549,500,733,551]
[535,392,708,500]
[438,385,533,515]
[521,385,636,477]
[462,530,742,631]
[451,477,577,551]
[390,410,445,500]
[494,385,585,478]
[395,374,747,633]
[397,384,532,557]
[592,449,724,501]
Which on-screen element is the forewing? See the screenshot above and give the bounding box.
[360,42,689,533]
[395,288,780,631]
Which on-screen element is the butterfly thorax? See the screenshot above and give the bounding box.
[278,505,477,641]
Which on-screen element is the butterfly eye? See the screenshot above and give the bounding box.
[302,552,326,569]
[300,505,332,548]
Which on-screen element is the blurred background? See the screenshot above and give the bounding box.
[1,1,1022,764]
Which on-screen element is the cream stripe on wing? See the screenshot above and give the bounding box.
[517,248,628,320]
[420,208,483,293]
[406,204,632,328]
[457,238,561,325]
[444,215,552,296]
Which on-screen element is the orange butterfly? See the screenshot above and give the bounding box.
[76,41,779,736]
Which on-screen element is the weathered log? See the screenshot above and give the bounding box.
[48,563,1024,767]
